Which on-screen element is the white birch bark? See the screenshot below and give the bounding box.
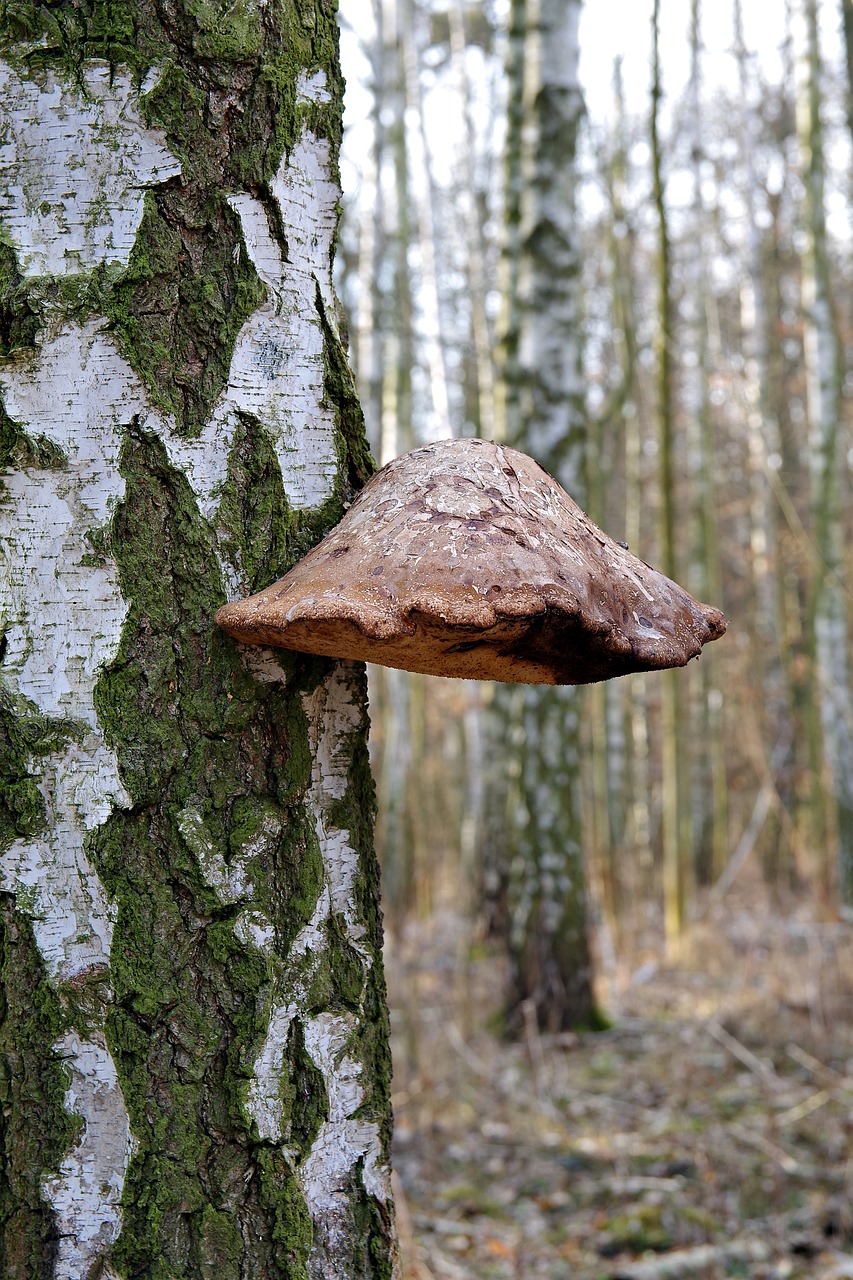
[0,51,391,1279]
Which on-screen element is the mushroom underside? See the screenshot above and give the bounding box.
[218,600,720,685]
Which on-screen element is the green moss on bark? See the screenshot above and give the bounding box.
[0,579,95,1277]
[0,403,68,472]
[217,412,299,596]
[89,427,380,1275]
[0,684,76,847]
[0,899,77,1280]
[0,242,39,359]
[278,1018,328,1152]
[332,695,393,1163]
[318,283,376,493]
[89,430,302,1274]
[105,190,268,434]
[348,1172,395,1280]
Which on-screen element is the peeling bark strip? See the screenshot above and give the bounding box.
[0,4,394,1278]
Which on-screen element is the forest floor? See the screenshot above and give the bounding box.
[385,885,853,1280]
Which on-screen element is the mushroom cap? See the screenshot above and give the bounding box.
[215,439,726,685]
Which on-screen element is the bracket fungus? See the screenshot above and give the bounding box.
[215,439,726,684]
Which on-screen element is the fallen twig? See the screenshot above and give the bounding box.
[704,1018,777,1082]
[609,1237,770,1278]
[729,1122,806,1174]
[787,1042,853,1091]
[774,1088,831,1127]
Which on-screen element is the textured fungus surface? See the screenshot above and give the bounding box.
[216,439,727,685]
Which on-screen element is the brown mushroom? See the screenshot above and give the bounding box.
[215,439,726,684]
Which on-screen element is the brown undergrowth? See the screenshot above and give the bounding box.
[385,884,853,1279]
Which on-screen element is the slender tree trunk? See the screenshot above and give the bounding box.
[488,0,598,1034]
[586,57,641,933]
[354,0,389,453]
[401,0,451,438]
[479,0,527,956]
[689,0,727,882]
[448,0,497,440]
[0,7,395,1277]
[606,59,655,920]
[732,0,797,883]
[796,0,853,906]
[651,0,692,942]
[384,0,416,465]
[495,0,527,447]
[365,0,419,933]
[759,7,813,875]
[841,0,853,146]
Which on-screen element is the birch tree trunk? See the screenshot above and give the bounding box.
[487,0,598,1034]
[0,6,396,1277]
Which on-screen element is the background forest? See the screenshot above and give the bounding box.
[334,1,853,1276]
[336,0,853,980]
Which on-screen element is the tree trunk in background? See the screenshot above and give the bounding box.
[449,0,497,441]
[495,0,527,449]
[353,0,389,453]
[686,0,727,884]
[796,0,853,908]
[841,0,853,147]
[479,0,526,964]
[487,0,598,1034]
[0,7,396,1277]
[585,57,640,936]
[608,59,656,921]
[651,0,692,942]
[383,0,416,464]
[364,0,419,931]
[402,0,451,439]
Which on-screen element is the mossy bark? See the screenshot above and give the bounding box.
[0,3,395,1276]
